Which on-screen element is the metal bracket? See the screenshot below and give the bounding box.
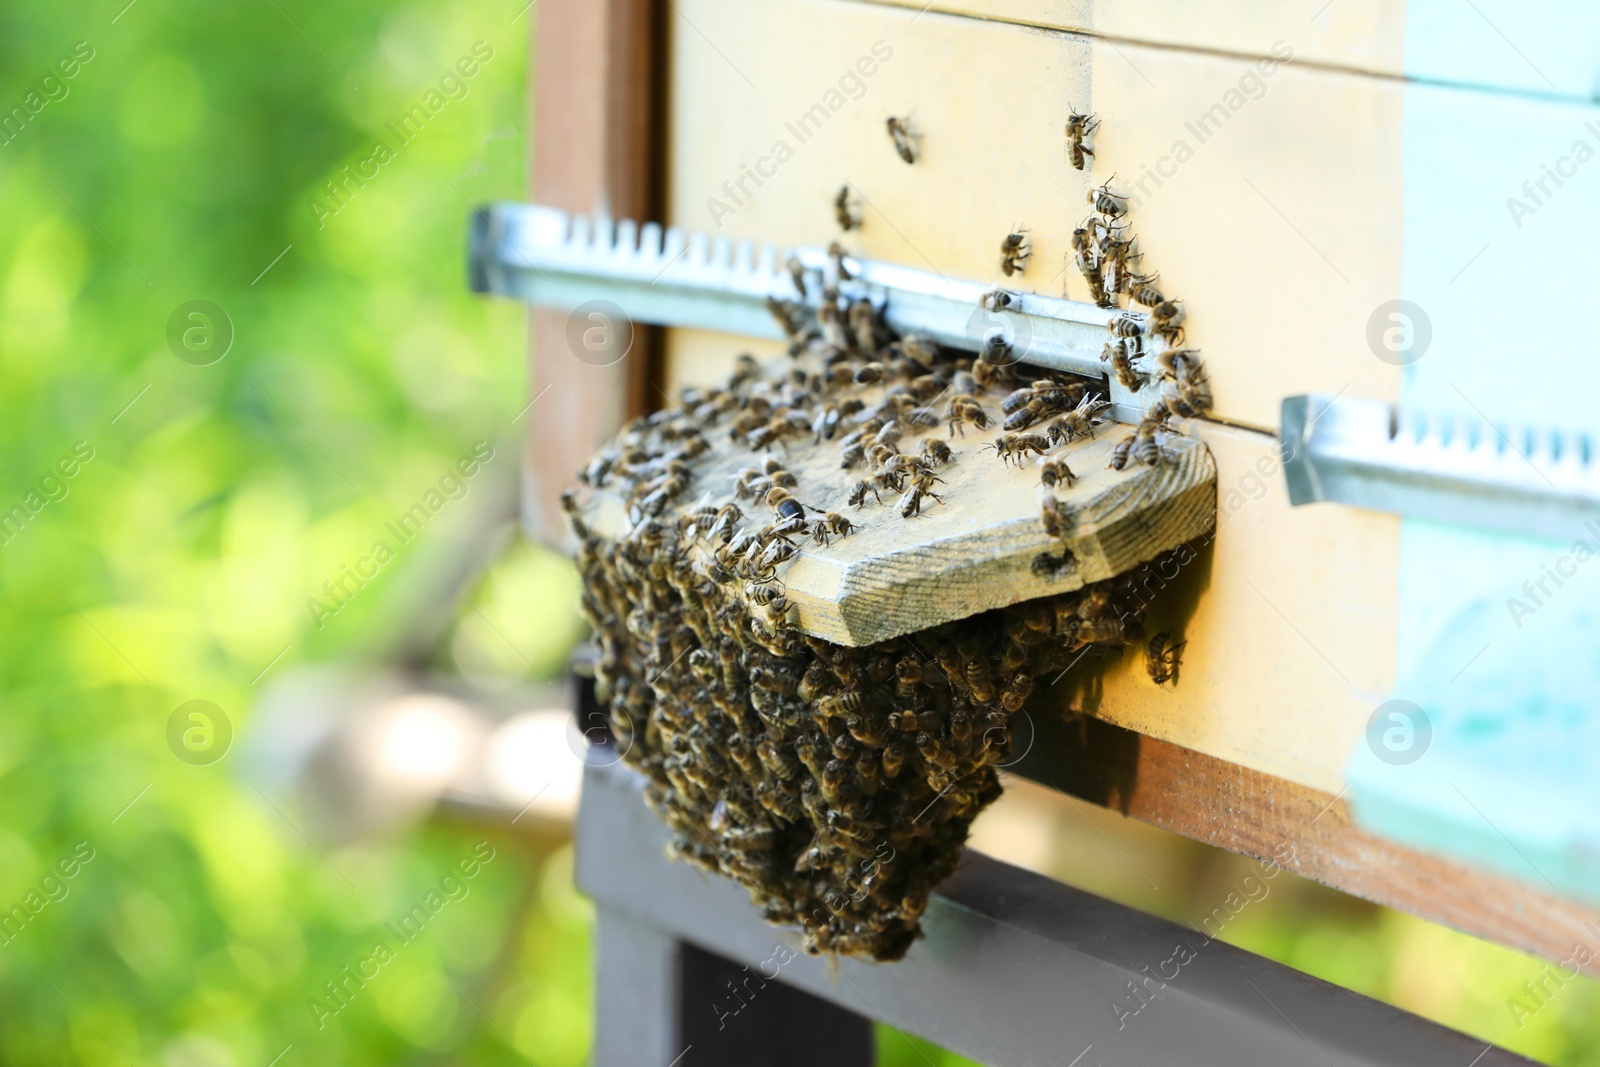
[1281,394,1600,540]
[470,202,1163,422]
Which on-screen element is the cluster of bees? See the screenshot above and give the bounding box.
[1066,107,1214,458]
[557,105,1207,957]
[1068,107,1206,687]
[565,290,1181,957]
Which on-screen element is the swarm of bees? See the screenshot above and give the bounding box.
[565,277,1184,959]
[559,107,1212,962]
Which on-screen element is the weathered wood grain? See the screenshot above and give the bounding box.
[1014,714,1600,977]
[579,385,1216,646]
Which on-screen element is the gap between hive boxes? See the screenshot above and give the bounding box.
[579,410,1217,647]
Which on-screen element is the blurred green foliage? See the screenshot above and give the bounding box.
[0,0,598,1062]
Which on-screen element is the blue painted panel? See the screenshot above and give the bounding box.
[1346,71,1600,901]
[1406,0,1600,102]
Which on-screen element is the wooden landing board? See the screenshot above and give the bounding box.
[580,389,1216,646]
[1009,714,1600,979]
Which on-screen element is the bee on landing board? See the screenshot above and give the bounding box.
[983,432,1050,467]
[897,468,945,518]
[1133,410,1171,467]
[812,512,855,546]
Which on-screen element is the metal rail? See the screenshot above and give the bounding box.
[1282,394,1600,540]
[469,203,1162,421]
[576,755,1528,1067]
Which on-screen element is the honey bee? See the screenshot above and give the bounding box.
[875,426,905,456]
[999,672,1034,712]
[1134,410,1169,466]
[846,714,890,747]
[1099,230,1141,298]
[757,537,800,573]
[983,432,1049,467]
[980,289,1016,313]
[1037,489,1064,538]
[827,241,856,282]
[1088,177,1128,218]
[898,334,940,366]
[944,396,990,436]
[811,403,842,442]
[787,254,808,296]
[812,512,855,546]
[894,656,928,698]
[839,442,865,469]
[847,479,880,508]
[1109,432,1137,471]
[761,513,809,541]
[766,297,807,338]
[765,485,810,520]
[867,443,900,475]
[978,331,1013,368]
[1073,243,1114,309]
[854,361,885,385]
[1103,338,1145,391]
[849,301,880,357]
[1172,349,1212,415]
[920,438,953,466]
[817,690,866,719]
[1150,299,1186,343]
[889,709,940,732]
[1048,395,1110,445]
[880,738,908,779]
[729,352,762,387]
[999,230,1031,277]
[1039,458,1077,489]
[916,731,959,772]
[877,450,922,481]
[1126,272,1164,308]
[834,185,860,231]
[745,579,787,608]
[1002,404,1044,432]
[1146,631,1186,685]
[1106,313,1145,340]
[897,468,945,518]
[886,116,917,163]
[1064,105,1098,171]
